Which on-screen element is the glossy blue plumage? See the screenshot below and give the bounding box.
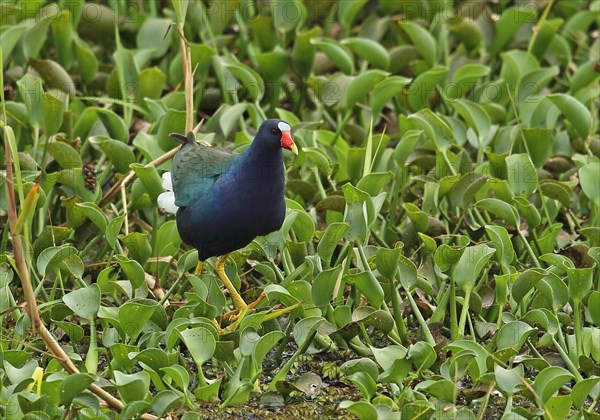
[172,120,289,260]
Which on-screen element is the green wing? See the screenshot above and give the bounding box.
[171,142,239,207]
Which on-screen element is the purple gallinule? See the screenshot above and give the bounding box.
[158,119,298,318]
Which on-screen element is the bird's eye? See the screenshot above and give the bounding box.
[271,129,278,135]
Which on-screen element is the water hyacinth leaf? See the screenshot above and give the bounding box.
[398,21,437,68]
[340,358,380,382]
[60,373,95,406]
[547,93,592,139]
[225,62,265,102]
[161,365,190,391]
[254,331,286,366]
[152,390,183,418]
[345,272,384,308]
[448,99,491,144]
[453,244,495,292]
[572,377,600,410]
[74,37,98,84]
[178,327,216,367]
[89,136,135,173]
[407,342,436,372]
[565,265,594,303]
[339,401,378,419]
[115,255,145,289]
[341,37,390,70]
[37,245,81,277]
[513,196,541,228]
[489,7,537,55]
[494,364,524,396]
[512,269,547,302]
[137,67,167,105]
[29,58,75,96]
[407,66,449,111]
[43,92,64,135]
[62,284,100,320]
[539,180,572,207]
[344,70,389,110]
[119,299,158,339]
[496,321,536,351]
[353,307,394,334]
[506,154,538,197]
[114,371,151,404]
[476,198,520,228]
[317,222,349,265]
[45,141,82,169]
[579,163,600,206]
[120,232,152,265]
[485,225,514,268]
[312,266,343,306]
[532,366,573,404]
[356,172,393,197]
[75,202,107,231]
[414,379,457,403]
[589,291,600,326]
[370,76,412,116]
[348,371,376,400]
[310,38,354,75]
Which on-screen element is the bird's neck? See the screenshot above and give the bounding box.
[241,142,283,165]
[234,143,284,187]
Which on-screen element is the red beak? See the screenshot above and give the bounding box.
[280,131,298,155]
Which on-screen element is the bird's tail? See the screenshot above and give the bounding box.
[169,132,196,145]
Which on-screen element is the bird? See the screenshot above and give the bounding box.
[158,119,298,320]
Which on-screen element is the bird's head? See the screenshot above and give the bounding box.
[256,119,298,155]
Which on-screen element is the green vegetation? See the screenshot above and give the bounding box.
[1,0,599,418]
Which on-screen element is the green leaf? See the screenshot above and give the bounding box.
[407,66,449,111]
[572,377,600,410]
[344,70,389,110]
[115,255,145,289]
[75,202,107,231]
[89,136,135,174]
[453,244,495,292]
[341,37,390,70]
[485,225,515,268]
[399,21,438,67]
[114,371,150,404]
[60,373,95,406]
[448,99,491,144]
[579,163,600,206]
[118,299,158,339]
[43,92,64,136]
[63,284,101,320]
[494,364,524,396]
[496,321,536,352]
[310,38,354,75]
[178,327,216,367]
[370,76,412,116]
[348,371,376,400]
[345,271,384,308]
[74,37,98,84]
[532,366,573,404]
[547,93,592,139]
[317,222,349,265]
[45,141,82,169]
[225,62,265,102]
[312,266,343,307]
[476,198,520,228]
[489,7,537,55]
[152,390,183,418]
[506,154,538,197]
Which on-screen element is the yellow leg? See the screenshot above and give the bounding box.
[215,254,247,311]
[194,261,203,275]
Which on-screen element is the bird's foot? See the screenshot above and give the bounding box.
[221,292,266,322]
